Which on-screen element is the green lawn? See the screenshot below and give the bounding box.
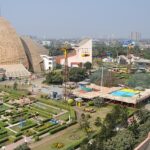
[31,105,114,150]
[10,119,36,132]
[32,124,86,150]
[32,102,62,115]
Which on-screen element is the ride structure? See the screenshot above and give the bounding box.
[61,44,74,101]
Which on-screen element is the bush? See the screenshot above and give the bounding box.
[34,135,40,141]
[52,142,64,149]
[15,132,23,137]
[69,67,87,82]
[14,143,30,150]
[49,124,67,134]
[55,64,62,69]
[20,123,37,131]
[37,124,60,136]
[0,137,8,144]
[88,101,94,106]
[67,99,74,106]
[13,136,22,143]
[67,121,77,126]
[45,71,63,85]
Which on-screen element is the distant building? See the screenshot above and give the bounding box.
[42,40,51,47]
[40,55,56,71]
[56,39,92,67]
[117,55,139,65]
[122,40,135,47]
[130,32,141,41]
[102,57,114,63]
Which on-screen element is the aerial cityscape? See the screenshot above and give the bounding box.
[0,0,150,150]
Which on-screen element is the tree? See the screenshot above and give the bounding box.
[13,81,18,90]
[128,119,139,138]
[128,73,150,88]
[104,129,136,150]
[84,62,92,70]
[69,67,87,82]
[94,97,104,107]
[45,71,63,84]
[14,143,30,150]
[79,113,91,136]
[90,68,117,87]
[55,64,62,69]
[94,117,102,127]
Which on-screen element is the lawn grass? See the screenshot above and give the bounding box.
[31,105,114,150]
[32,102,62,115]
[10,119,36,132]
[32,124,86,150]
[56,112,69,121]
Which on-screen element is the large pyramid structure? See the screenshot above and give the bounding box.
[0,17,28,68]
[0,17,49,75]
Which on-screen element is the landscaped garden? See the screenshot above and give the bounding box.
[0,86,77,148]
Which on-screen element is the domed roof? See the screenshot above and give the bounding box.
[0,17,28,67]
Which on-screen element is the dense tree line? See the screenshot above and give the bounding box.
[80,108,150,150]
[92,43,142,58]
[128,73,150,88]
[44,67,87,84]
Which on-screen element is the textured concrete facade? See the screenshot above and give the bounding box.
[0,17,28,68]
[0,17,48,74]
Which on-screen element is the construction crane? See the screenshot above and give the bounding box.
[61,43,74,101]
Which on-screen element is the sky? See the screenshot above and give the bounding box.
[0,0,150,39]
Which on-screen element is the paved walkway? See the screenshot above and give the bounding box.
[3,136,32,150]
[29,124,79,149]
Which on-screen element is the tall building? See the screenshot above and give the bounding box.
[130,32,141,41]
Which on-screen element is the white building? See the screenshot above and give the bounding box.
[102,57,114,63]
[40,55,56,71]
[42,40,51,47]
[56,39,92,67]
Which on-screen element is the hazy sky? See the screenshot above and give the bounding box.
[1,0,150,38]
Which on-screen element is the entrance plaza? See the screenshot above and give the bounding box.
[72,84,150,106]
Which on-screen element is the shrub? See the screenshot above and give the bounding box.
[34,135,40,141]
[13,136,22,143]
[20,123,37,131]
[0,137,8,144]
[15,132,23,137]
[88,101,94,106]
[37,125,60,136]
[49,124,67,134]
[52,142,64,149]
[67,99,74,106]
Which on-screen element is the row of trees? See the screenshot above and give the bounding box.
[80,108,150,150]
[92,42,143,59]
[128,73,150,88]
[44,61,92,84]
[44,66,89,84]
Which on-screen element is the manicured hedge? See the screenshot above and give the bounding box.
[20,123,37,131]
[15,132,23,137]
[37,124,60,136]
[13,136,22,143]
[49,124,67,135]
[0,130,7,135]
[28,107,52,118]
[0,137,8,144]
[66,137,88,150]
[42,118,51,123]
